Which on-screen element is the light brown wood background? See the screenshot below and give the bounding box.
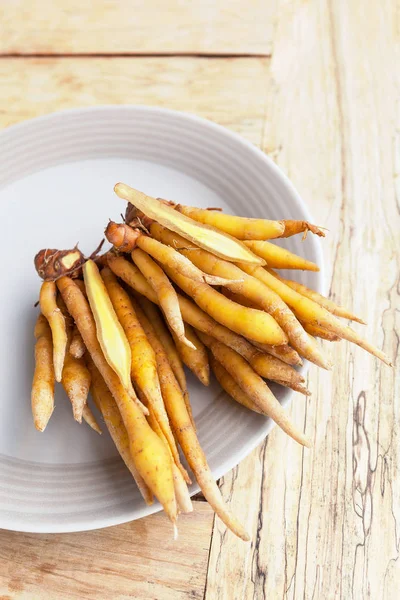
[0,1,399,598]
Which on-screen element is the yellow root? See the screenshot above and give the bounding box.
[39,281,68,381]
[211,356,267,414]
[69,325,86,358]
[245,266,391,365]
[173,203,285,240]
[62,347,91,423]
[198,332,311,447]
[132,296,249,540]
[243,240,319,271]
[88,358,153,504]
[136,296,188,395]
[151,225,328,368]
[57,276,177,522]
[31,314,55,432]
[132,247,195,349]
[170,323,210,386]
[273,272,365,324]
[82,403,102,434]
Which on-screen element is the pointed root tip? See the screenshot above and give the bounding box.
[183,338,197,350]
[240,529,251,542]
[318,359,333,370]
[173,522,179,541]
[138,402,150,416]
[299,388,312,397]
[198,370,210,386]
[354,318,367,325]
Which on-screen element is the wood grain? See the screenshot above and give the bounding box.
[0,1,399,596]
[206,1,400,598]
[0,501,214,600]
[0,0,276,56]
[0,57,268,146]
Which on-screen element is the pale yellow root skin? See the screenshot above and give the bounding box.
[188,316,307,392]
[302,322,341,341]
[88,359,153,504]
[171,323,210,386]
[82,403,102,434]
[137,234,234,286]
[152,225,328,368]
[175,204,285,240]
[172,464,194,514]
[69,325,86,358]
[132,247,195,349]
[211,356,266,414]
[101,267,189,483]
[39,281,68,382]
[135,295,188,395]
[237,345,309,395]
[109,257,192,426]
[198,332,311,447]
[162,263,287,346]
[243,240,319,271]
[146,404,192,514]
[133,298,249,541]
[107,255,302,379]
[57,276,177,522]
[221,291,303,365]
[251,341,303,366]
[274,273,365,324]
[246,267,391,365]
[62,349,91,423]
[32,314,55,432]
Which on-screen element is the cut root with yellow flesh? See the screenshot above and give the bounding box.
[82,259,146,411]
[114,183,264,265]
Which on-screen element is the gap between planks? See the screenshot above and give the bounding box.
[0,52,271,59]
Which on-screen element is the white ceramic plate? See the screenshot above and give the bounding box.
[0,106,323,533]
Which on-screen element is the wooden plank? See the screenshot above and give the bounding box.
[0,1,277,56]
[205,0,400,598]
[0,57,268,146]
[0,501,214,600]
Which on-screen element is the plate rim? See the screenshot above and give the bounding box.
[0,105,324,533]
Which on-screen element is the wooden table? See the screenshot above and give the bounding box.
[0,2,399,598]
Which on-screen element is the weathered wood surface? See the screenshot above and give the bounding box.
[0,0,399,597]
[0,501,214,600]
[0,0,276,56]
[0,57,268,146]
[206,1,400,599]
